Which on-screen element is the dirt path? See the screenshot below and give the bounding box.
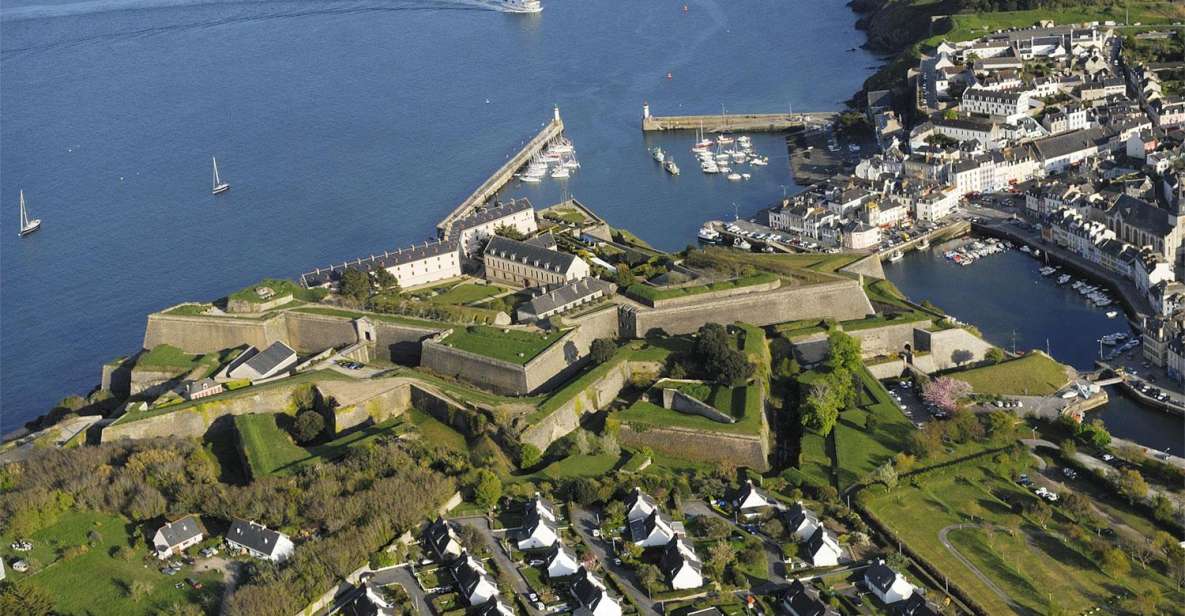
[937,524,1027,615]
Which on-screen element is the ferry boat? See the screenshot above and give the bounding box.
[500,0,542,13]
[698,227,721,243]
[16,190,41,237]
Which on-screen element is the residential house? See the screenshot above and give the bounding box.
[227,341,298,381]
[475,599,517,616]
[516,277,616,323]
[483,235,590,288]
[842,221,880,250]
[571,568,622,616]
[864,560,916,605]
[779,579,838,616]
[517,506,559,550]
[225,519,294,563]
[425,517,463,561]
[545,543,580,578]
[660,536,703,590]
[806,527,842,567]
[897,593,941,616]
[1030,126,1112,174]
[152,515,204,559]
[913,186,960,222]
[451,551,499,606]
[632,509,676,548]
[181,378,223,401]
[526,493,558,523]
[452,199,539,257]
[784,502,821,541]
[625,487,659,523]
[734,479,773,517]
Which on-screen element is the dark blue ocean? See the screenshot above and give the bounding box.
[0,0,879,430]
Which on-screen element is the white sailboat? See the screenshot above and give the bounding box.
[17,190,41,237]
[211,157,230,195]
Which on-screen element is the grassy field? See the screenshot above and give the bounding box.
[617,382,762,436]
[862,462,1185,615]
[439,325,566,364]
[227,278,325,304]
[527,339,681,422]
[797,429,833,488]
[832,367,915,489]
[625,272,778,304]
[136,344,229,376]
[952,352,1070,396]
[0,511,223,615]
[408,408,468,451]
[924,2,1185,46]
[235,413,407,477]
[417,282,505,306]
[684,247,852,281]
[521,453,623,481]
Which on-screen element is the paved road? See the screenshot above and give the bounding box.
[454,515,541,615]
[568,505,660,616]
[369,565,431,616]
[937,524,1024,614]
[1023,439,1184,511]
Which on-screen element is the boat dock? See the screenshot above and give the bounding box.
[437,107,566,239]
[640,104,837,133]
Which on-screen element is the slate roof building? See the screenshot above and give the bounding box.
[516,277,616,323]
[805,526,843,568]
[152,515,205,559]
[785,502,821,541]
[451,551,498,606]
[517,505,559,550]
[624,487,659,523]
[225,518,294,563]
[300,239,461,290]
[864,560,916,605]
[1105,194,1185,268]
[545,543,580,578]
[453,199,539,257]
[659,536,703,590]
[779,579,838,616]
[735,479,773,517]
[483,235,590,288]
[474,599,516,616]
[227,341,298,381]
[571,567,622,616]
[181,378,223,401]
[425,517,463,561]
[631,509,676,548]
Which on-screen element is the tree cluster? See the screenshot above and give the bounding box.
[799,331,862,436]
[695,323,754,386]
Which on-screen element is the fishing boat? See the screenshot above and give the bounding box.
[211,157,230,195]
[16,191,41,237]
[698,227,721,242]
[664,159,680,175]
[650,147,666,163]
[888,250,903,263]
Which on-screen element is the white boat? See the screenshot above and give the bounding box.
[501,0,542,14]
[727,172,742,181]
[888,250,903,263]
[1057,274,1071,285]
[549,137,574,154]
[698,227,721,242]
[563,156,581,169]
[701,163,719,173]
[650,147,665,163]
[550,165,570,179]
[716,134,734,144]
[664,159,680,175]
[17,190,41,237]
[750,157,769,166]
[211,156,230,195]
[520,174,542,183]
[1020,245,1032,253]
[733,237,751,250]
[719,166,732,173]
[741,173,751,180]
[1106,310,1118,318]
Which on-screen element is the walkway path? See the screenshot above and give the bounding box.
[937,524,1024,615]
[569,505,660,615]
[370,565,431,615]
[1023,439,1184,509]
[453,515,541,615]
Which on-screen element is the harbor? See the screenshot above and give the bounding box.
[639,104,837,133]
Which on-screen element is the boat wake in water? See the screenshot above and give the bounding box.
[0,0,528,23]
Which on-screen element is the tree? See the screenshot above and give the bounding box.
[943,108,959,120]
[162,602,204,616]
[638,564,661,596]
[519,444,541,469]
[1101,546,1131,577]
[715,350,754,386]
[1126,588,1162,616]
[590,338,616,364]
[986,410,1017,442]
[291,411,325,444]
[472,469,502,509]
[1059,438,1077,457]
[615,264,635,288]
[373,268,399,292]
[0,580,55,616]
[825,331,862,374]
[801,381,841,436]
[1117,468,1148,505]
[339,268,371,302]
[908,422,945,459]
[706,541,735,580]
[874,461,898,490]
[947,408,984,443]
[986,347,1006,363]
[1077,419,1111,448]
[1030,500,1052,529]
[921,377,972,413]
[494,224,526,240]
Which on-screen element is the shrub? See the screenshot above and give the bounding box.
[291,411,325,444]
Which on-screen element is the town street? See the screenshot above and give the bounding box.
[568,505,661,616]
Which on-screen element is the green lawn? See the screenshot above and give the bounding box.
[235,413,407,477]
[408,408,468,451]
[0,511,223,615]
[519,453,623,481]
[861,464,1185,615]
[924,2,1185,46]
[227,278,325,304]
[625,272,779,304]
[617,382,762,436]
[951,353,1070,396]
[418,282,504,306]
[136,344,227,376]
[527,340,679,422]
[439,325,566,364]
[797,429,832,488]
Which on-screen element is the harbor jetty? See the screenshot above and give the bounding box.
[640,103,836,133]
[437,107,566,239]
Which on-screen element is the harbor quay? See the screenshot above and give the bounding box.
[639,103,838,133]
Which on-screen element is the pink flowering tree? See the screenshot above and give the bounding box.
[922,376,972,413]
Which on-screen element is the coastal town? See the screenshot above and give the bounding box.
[2,4,1185,616]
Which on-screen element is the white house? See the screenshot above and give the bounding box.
[475,599,517,616]
[545,543,580,578]
[864,560,916,605]
[806,527,842,568]
[225,519,294,563]
[660,536,703,590]
[961,87,1032,123]
[452,551,499,606]
[632,510,676,548]
[735,479,773,517]
[572,568,622,616]
[781,579,838,616]
[152,515,204,559]
[425,517,463,560]
[517,507,559,550]
[526,493,558,523]
[625,487,659,523]
[785,502,821,541]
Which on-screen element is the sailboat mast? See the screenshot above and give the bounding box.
[212,157,219,188]
[19,191,27,228]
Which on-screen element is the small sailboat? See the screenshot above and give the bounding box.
[550,164,570,179]
[211,157,230,195]
[17,191,41,237]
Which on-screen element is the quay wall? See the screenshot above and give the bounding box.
[641,112,830,133]
[622,279,873,337]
